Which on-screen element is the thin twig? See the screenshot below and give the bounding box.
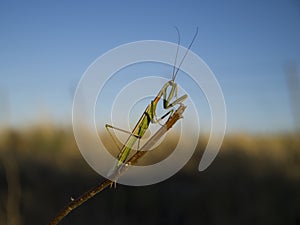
[48,104,186,225]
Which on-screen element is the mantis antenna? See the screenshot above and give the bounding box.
[172,26,181,81]
[172,27,199,81]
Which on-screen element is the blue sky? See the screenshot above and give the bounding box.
[0,0,299,133]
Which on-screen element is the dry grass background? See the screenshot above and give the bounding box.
[0,125,300,225]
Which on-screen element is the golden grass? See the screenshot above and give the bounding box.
[0,126,299,179]
[0,126,299,225]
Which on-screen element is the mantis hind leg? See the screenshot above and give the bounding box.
[105,124,141,151]
[105,124,141,188]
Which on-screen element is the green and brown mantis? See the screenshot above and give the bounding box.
[106,28,198,178]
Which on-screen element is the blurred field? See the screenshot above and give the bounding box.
[0,126,300,225]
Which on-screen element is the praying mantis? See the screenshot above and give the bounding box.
[105,28,198,178]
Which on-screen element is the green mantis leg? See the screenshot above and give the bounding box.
[164,83,188,109]
[105,124,141,151]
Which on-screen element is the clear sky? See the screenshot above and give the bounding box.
[0,0,299,133]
